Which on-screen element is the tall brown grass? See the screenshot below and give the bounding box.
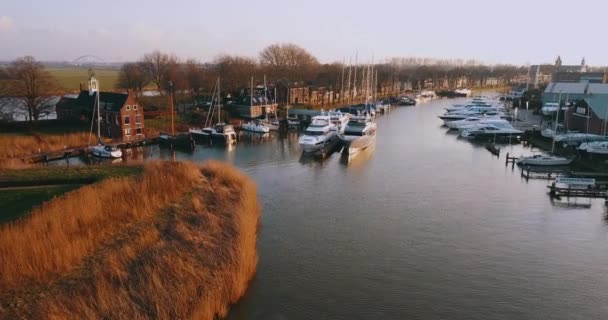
[0,132,100,159]
[0,161,260,320]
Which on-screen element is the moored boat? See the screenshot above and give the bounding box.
[338,114,377,156]
[298,115,339,156]
[517,154,574,166]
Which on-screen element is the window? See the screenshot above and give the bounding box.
[126,105,131,111]
[133,104,138,110]
[115,115,119,125]
[125,128,132,136]
[136,127,143,135]
[124,115,130,125]
[135,114,141,124]
[105,114,110,123]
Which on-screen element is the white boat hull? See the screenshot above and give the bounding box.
[517,156,573,166]
[340,133,376,156]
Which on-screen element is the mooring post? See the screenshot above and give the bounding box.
[505,152,509,166]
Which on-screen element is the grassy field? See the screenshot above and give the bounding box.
[0,185,81,223]
[0,165,143,186]
[47,67,120,91]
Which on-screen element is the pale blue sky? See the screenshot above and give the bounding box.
[0,0,605,65]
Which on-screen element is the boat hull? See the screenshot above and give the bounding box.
[517,158,573,166]
[340,134,376,156]
[300,135,340,157]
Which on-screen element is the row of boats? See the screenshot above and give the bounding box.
[439,96,577,166]
[439,96,524,140]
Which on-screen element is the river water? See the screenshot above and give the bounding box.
[63,97,608,319]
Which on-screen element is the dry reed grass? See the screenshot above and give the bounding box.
[0,132,100,159]
[0,161,260,320]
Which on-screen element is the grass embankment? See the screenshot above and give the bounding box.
[0,186,80,223]
[0,161,260,319]
[47,67,119,91]
[0,164,142,187]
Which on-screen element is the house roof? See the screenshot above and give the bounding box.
[587,83,608,94]
[544,82,588,94]
[71,90,129,112]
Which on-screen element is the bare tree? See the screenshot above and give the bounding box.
[117,62,148,96]
[7,56,58,123]
[214,55,258,94]
[184,59,206,104]
[0,67,10,115]
[140,51,178,94]
[259,43,319,82]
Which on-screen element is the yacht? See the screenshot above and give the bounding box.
[517,154,574,166]
[242,120,271,133]
[328,110,350,133]
[298,115,338,156]
[91,144,122,159]
[338,115,377,156]
[554,133,608,147]
[189,123,237,144]
[445,115,502,129]
[579,141,608,154]
[460,124,523,139]
[439,108,508,122]
[541,102,560,116]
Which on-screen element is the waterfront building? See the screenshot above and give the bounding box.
[543,82,608,135]
[56,77,144,141]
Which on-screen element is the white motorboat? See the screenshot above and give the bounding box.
[242,120,271,133]
[579,141,608,154]
[298,115,338,155]
[338,114,377,156]
[91,144,122,158]
[455,88,472,97]
[461,124,523,139]
[541,102,560,116]
[517,154,574,166]
[439,108,508,122]
[554,133,607,147]
[328,110,350,133]
[445,116,502,130]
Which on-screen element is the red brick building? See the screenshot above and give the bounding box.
[56,77,144,142]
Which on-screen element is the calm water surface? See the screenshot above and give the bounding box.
[70,98,608,319]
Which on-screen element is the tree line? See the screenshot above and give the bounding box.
[1,42,530,123]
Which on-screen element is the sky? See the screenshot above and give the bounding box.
[0,0,606,66]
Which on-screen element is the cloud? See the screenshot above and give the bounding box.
[0,16,15,32]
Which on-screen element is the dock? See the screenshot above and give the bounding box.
[548,184,608,200]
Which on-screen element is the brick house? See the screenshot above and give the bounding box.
[56,76,144,141]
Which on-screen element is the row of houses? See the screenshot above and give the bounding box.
[285,80,412,106]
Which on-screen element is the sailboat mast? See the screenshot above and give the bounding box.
[264,75,268,121]
[170,81,175,136]
[97,78,101,138]
[218,77,221,123]
[250,76,253,110]
[347,57,352,105]
[340,58,345,105]
[552,91,562,153]
[353,52,358,103]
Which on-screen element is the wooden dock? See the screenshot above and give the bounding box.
[548,184,608,200]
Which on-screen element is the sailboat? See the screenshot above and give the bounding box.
[88,75,122,159]
[242,77,271,133]
[160,81,195,150]
[189,78,237,144]
[518,97,573,166]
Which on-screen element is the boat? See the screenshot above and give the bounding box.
[517,154,574,166]
[242,120,270,133]
[579,141,608,154]
[460,124,523,139]
[189,78,237,144]
[298,115,339,156]
[454,88,472,97]
[87,75,122,159]
[554,133,608,147]
[541,102,560,116]
[338,114,377,156]
[445,116,503,130]
[91,142,122,159]
[328,110,350,133]
[159,82,195,150]
[439,107,509,122]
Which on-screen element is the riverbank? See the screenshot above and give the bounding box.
[0,161,260,319]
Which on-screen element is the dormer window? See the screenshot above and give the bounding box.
[133,104,138,110]
[126,105,131,111]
